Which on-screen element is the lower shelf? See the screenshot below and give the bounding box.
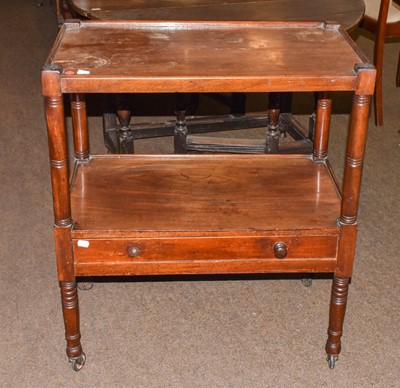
[71,154,341,234]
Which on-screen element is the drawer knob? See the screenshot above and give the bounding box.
[127,245,141,257]
[273,242,288,259]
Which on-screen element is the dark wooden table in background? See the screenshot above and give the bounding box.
[70,0,365,31]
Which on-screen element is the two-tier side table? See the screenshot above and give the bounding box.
[42,20,375,371]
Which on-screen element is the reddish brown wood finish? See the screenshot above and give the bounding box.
[340,94,372,225]
[44,72,83,366]
[73,236,339,262]
[70,155,341,233]
[70,93,89,160]
[73,235,338,276]
[313,93,332,160]
[60,281,83,360]
[325,277,350,359]
[45,94,71,227]
[49,21,372,94]
[42,21,376,370]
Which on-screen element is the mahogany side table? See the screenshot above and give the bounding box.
[42,20,375,371]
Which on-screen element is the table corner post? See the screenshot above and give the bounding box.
[43,65,86,370]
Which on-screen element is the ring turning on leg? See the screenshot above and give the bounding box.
[60,281,85,371]
[325,276,350,368]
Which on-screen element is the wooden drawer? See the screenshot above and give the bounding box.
[74,235,338,262]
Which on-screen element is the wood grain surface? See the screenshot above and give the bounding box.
[70,0,365,32]
[70,155,341,236]
[47,21,367,93]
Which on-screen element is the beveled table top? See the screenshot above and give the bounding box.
[70,0,365,31]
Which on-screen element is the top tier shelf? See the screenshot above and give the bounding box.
[43,20,375,94]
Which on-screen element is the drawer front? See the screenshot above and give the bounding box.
[73,235,338,263]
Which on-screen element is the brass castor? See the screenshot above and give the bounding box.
[70,353,86,372]
[327,354,337,369]
[77,282,94,291]
[301,277,313,287]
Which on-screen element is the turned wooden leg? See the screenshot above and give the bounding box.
[313,92,332,161]
[61,280,86,371]
[325,276,350,369]
[43,68,87,371]
[116,94,134,154]
[268,92,293,113]
[324,91,372,369]
[265,108,280,153]
[174,110,188,154]
[117,110,133,154]
[70,93,89,160]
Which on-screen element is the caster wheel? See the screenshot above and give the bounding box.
[78,282,94,291]
[70,353,86,372]
[301,278,313,287]
[327,354,337,369]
